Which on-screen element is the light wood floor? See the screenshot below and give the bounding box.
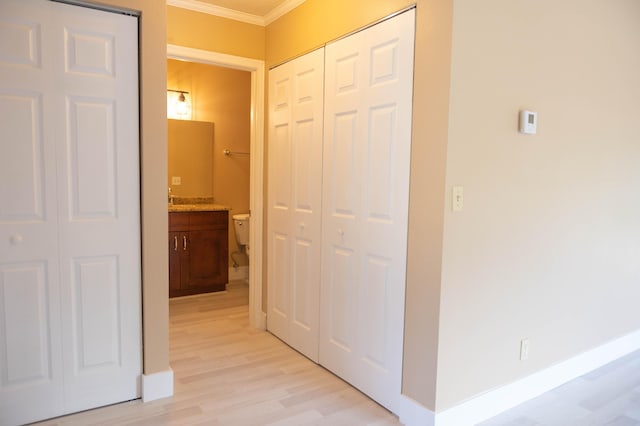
[34,280,400,425]
[479,348,640,426]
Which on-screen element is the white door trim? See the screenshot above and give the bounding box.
[166,44,266,330]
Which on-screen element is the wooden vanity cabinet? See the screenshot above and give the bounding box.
[169,210,228,297]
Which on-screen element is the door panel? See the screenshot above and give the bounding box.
[268,48,324,362]
[272,233,290,318]
[331,112,359,216]
[1,263,52,384]
[292,238,312,328]
[0,93,45,221]
[0,0,141,423]
[57,1,140,413]
[328,247,356,352]
[0,261,63,426]
[367,106,396,219]
[65,28,116,77]
[66,98,117,219]
[320,9,415,413]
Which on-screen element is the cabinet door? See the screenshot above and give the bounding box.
[169,232,181,293]
[182,229,227,291]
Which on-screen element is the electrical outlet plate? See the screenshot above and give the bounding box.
[452,186,464,211]
[171,176,181,185]
[520,339,530,360]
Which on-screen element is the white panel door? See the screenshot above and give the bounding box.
[320,9,415,413]
[0,1,141,424]
[268,48,324,362]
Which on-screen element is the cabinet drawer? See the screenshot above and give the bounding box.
[188,211,227,229]
[169,210,228,231]
[169,212,189,230]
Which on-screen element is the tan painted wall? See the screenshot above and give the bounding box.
[266,0,414,67]
[436,0,640,410]
[167,6,265,60]
[167,59,251,268]
[84,0,169,375]
[404,0,453,410]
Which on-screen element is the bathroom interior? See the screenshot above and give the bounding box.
[167,58,252,305]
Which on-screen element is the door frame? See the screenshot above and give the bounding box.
[167,44,266,329]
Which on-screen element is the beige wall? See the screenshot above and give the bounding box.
[167,6,265,60]
[84,0,169,375]
[436,0,640,410]
[404,0,453,410]
[167,59,251,267]
[266,0,414,67]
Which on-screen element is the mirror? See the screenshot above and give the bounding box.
[168,119,214,198]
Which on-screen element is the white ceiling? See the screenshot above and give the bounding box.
[196,0,289,16]
[167,0,305,25]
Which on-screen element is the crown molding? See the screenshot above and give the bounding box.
[167,0,265,26]
[264,0,306,25]
[167,0,306,27]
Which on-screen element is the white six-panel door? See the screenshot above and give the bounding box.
[319,9,415,413]
[0,1,141,424]
[267,48,324,362]
[267,9,415,414]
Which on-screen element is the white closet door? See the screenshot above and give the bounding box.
[0,1,141,424]
[320,9,415,413]
[268,48,324,362]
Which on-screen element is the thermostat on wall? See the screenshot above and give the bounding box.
[519,110,537,134]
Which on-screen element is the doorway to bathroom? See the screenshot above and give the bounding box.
[166,45,266,329]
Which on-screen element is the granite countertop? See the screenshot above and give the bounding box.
[168,196,230,212]
[168,203,229,212]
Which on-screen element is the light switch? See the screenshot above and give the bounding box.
[452,186,463,211]
[171,176,181,185]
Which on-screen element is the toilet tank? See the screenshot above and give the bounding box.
[232,213,250,246]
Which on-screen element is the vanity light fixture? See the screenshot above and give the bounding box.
[167,89,192,120]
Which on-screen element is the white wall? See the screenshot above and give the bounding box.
[436,0,640,410]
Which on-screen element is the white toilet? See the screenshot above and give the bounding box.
[232,213,250,259]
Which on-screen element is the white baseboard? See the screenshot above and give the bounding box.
[141,368,174,402]
[399,395,435,426]
[434,329,640,425]
[229,265,249,281]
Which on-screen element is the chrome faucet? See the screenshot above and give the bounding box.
[168,187,174,205]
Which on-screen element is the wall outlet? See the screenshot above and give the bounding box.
[171,176,181,185]
[520,339,530,361]
[452,186,464,211]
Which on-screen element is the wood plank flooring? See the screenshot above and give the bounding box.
[479,349,640,426]
[33,281,400,425]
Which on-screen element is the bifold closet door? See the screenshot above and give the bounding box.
[0,1,141,424]
[320,9,416,413]
[267,48,324,362]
